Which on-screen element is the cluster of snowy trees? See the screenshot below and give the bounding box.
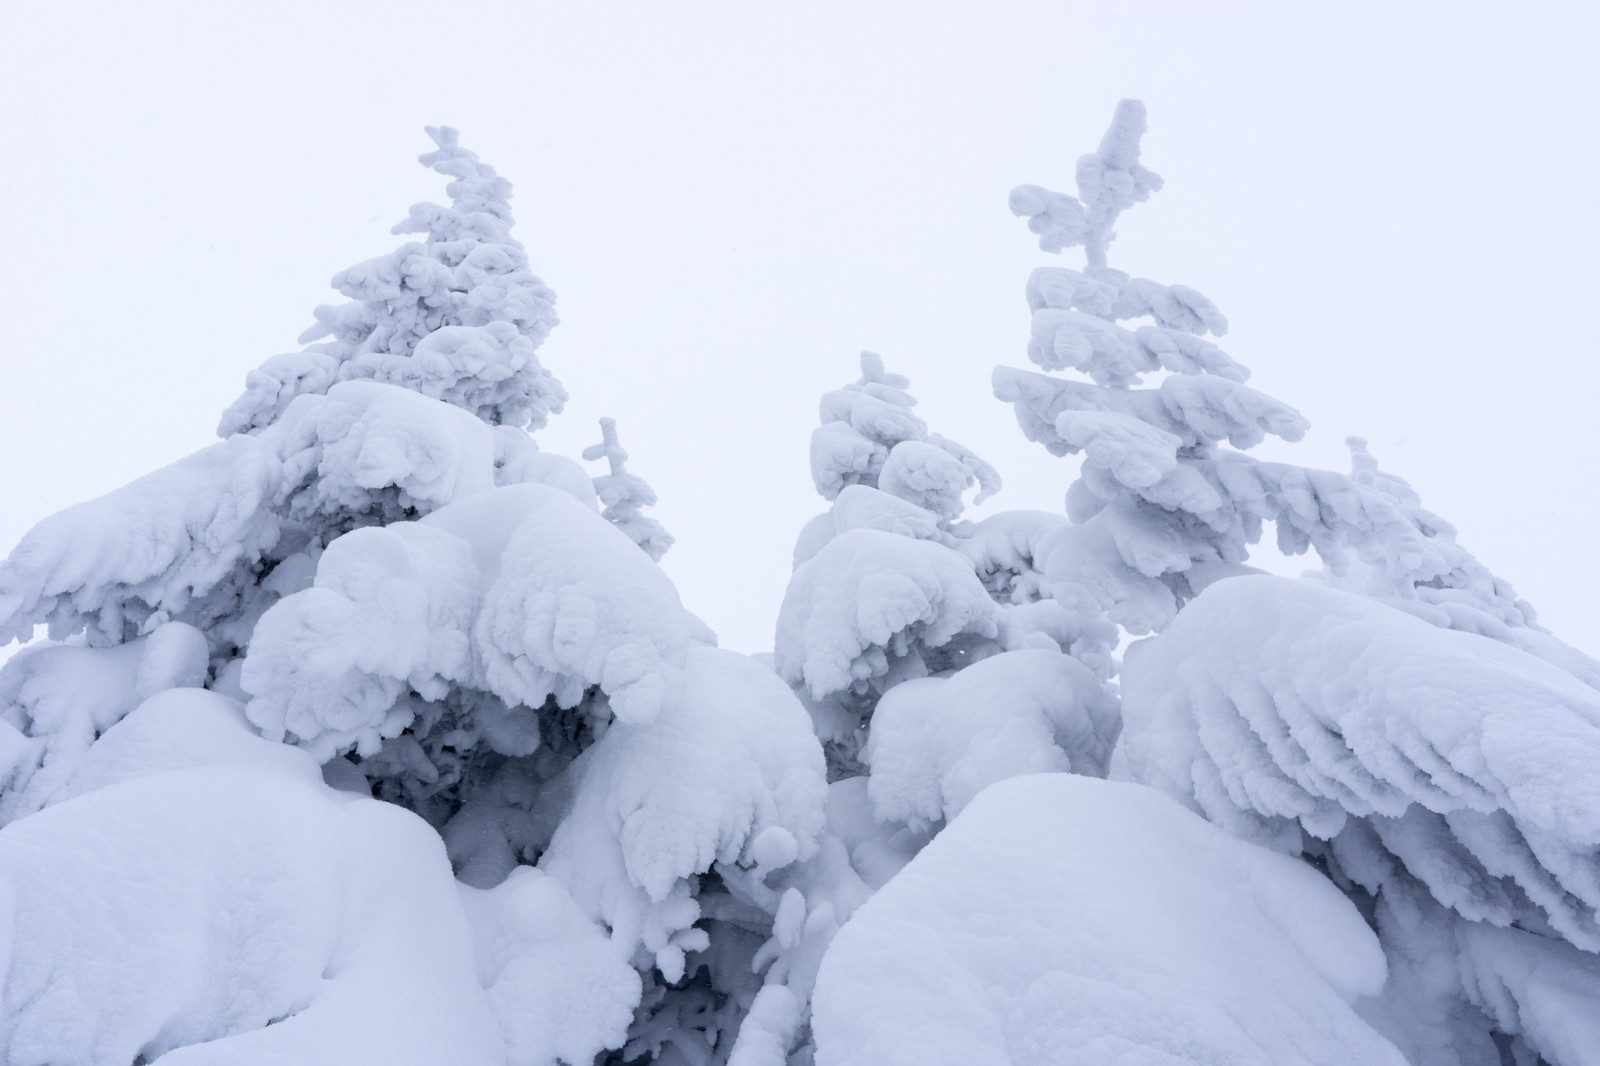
[1,105,1597,1066]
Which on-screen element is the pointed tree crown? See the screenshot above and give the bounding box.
[219,127,566,436]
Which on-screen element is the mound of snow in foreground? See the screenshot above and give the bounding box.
[0,688,631,1066]
[811,773,1406,1066]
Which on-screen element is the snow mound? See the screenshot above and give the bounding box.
[864,649,1117,829]
[775,529,999,701]
[812,773,1404,1066]
[0,690,506,1066]
[0,622,209,820]
[245,483,693,759]
[1119,575,1600,951]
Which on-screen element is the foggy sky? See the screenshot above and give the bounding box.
[2,0,1596,655]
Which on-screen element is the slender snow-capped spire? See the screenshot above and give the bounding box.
[219,126,565,436]
[1077,98,1164,268]
[583,417,673,561]
[1008,98,1163,267]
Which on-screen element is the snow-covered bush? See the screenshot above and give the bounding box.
[0,129,828,1066]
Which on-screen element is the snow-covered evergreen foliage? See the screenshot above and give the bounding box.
[2,102,1598,1066]
[0,130,829,1066]
[775,351,1115,796]
[996,99,1534,645]
[969,98,1600,1065]
[583,417,674,561]
[219,126,565,437]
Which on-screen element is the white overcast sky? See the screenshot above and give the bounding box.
[2,1,1597,656]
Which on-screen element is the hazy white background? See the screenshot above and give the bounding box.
[2,1,1596,655]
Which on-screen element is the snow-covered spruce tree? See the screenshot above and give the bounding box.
[776,350,1116,793]
[741,351,1122,1064]
[0,130,828,1066]
[584,417,674,562]
[986,100,1600,1064]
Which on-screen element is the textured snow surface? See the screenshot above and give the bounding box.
[812,773,1405,1066]
[1120,575,1600,951]
[245,483,693,758]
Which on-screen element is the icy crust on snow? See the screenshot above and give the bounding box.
[812,773,1404,1066]
[809,353,998,516]
[540,647,827,978]
[863,649,1118,830]
[0,621,209,822]
[220,127,564,436]
[0,688,631,1066]
[1119,575,1600,953]
[244,483,693,759]
[775,529,999,702]
[0,381,597,650]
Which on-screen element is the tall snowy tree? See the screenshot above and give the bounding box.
[0,130,829,1066]
[803,101,1600,1066]
[877,98,1600,1066]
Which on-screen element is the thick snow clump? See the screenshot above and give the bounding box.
[812,773,1405,1066]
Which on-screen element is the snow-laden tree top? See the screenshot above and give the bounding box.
[0,131,587,652]
[995,99,1536,643]
[219,126,566,436]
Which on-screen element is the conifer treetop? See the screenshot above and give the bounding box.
[219,127,565,437]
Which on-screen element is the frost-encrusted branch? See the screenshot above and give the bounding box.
[582,417,674,561]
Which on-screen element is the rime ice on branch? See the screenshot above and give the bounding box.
[582,417,674,561]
